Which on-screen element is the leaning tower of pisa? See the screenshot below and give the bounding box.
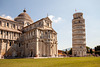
[72,12,87,57]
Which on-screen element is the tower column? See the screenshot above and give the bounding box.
[72,12,86,57]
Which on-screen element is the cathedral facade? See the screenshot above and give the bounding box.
[0,9,58,59]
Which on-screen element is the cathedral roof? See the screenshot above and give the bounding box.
[14,9,33,22]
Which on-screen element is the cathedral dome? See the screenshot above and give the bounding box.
[14,9,33,22]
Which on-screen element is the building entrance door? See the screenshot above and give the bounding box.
[74,54,76,56]
[30,51,33,57]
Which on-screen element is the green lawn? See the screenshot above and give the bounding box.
[0,57,100,67]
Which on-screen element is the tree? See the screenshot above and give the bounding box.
[90,48,93,54]
[64,49,67,54]
[86,46,90,53]
[95,45,100,55]
[68,48,72,55]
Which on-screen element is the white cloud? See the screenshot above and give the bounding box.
[0,14,13,20]
[48,15,54,21]
[48,15,62,23]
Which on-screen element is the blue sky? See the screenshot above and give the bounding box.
[0,0,100,50]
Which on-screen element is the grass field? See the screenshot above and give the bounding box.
[0,57,100,67]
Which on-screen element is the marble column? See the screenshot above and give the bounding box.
[56,44,58,57]
[12,41,14,46]
[3,31,4,39]
[50,44,52,57]
[36,29,39,57]
[7,40,9,51]
[0,40,4,58]
[0,40,2,59]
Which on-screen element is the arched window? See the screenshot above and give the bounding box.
[45,31,47,34]
[13,24,15,29]
[0,21,1,26]
[1,30,3,34]
[9,42,11,46]
[26,44,28,48]
[7,23,9,27]
[7,31,8,36]
[19,43,20,47]
[47,23,49,26]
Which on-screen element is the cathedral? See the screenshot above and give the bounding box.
[0,9,58,59]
